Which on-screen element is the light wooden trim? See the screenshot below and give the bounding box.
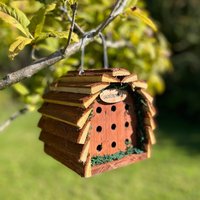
[146,126,156,145]
[121,74,138,83]
[77,122,91,144]
[84,155,92,178]
[132,81,148,89]
[50,84,109,94]
[60,74,119,83]
[138,89,153,103]
[44,92,99,109]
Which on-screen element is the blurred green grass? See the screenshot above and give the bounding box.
[0,92,199,200]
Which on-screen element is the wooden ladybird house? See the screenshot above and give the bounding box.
[38,68,156,177]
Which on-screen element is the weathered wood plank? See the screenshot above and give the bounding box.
[60,74,119,83]
[50,82,109,94]
[38,103,92,128]
[121,74,138,83]
[131,81,148,89]
[43,91,99,109]
[44,144,85,177]
[39,131,84,157]
[92,153,147,176]
[38,116,91,144]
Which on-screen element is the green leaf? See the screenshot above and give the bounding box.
[28,3,56,38]
[12,83,29,96]
[125,7,158,32]
[0,3,31,37]
[9,36,32,59]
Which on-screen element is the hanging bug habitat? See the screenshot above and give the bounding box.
[37,34,157,178]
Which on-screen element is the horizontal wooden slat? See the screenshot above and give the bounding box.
[44,144,85,177]
[38,103,92,128]
[60,74,119,83]
[38,116,91,144]
[67,68,130,76]
[92,153,147,176]
[43,91,99,109]
[39,131,84,157]
[50,82,109,95]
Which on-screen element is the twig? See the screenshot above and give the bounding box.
[0,106,29,133]
[64,3,78,51]
[60,4,84,35]
[0,0,128,90]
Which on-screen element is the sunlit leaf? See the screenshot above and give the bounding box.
[9,36,32,59]
[125,7,157,32]
[12,83,29,95]
[0,3,31,37]
[29,3,56,38]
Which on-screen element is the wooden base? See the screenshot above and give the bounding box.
[91,153,147,176]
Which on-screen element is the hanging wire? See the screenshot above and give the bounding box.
[79,32,109,75]
[79,34,89,75]
[99,32,109,69]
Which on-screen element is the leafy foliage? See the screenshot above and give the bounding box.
[0,0,171,110]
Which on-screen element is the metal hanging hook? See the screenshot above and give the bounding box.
[79,32,109,75]
[79,34,89,75]
[99,32,109,69]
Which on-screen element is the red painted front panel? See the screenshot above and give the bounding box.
[90,93,137,157]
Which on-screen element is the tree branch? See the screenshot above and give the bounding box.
[0,106,29,133]
[64,3,78,51]
[60,3,84,36]
[0,0,128,90]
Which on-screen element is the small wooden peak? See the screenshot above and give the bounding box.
[67,68,131,77]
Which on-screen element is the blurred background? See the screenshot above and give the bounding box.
[0,0,199,199]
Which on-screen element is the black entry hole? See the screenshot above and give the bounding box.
[96,144,102,152]
[111,105,116,112]
[125,122,129,127]
[96,107,102,113]
[96,126,102,132]
[111,124,116,130]
[125,139,130,144]
[111,142,116,148]
[125,104,130,110]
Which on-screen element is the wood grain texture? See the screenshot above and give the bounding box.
[38,116,90,144]
[38,103,92,128]
[43,91,99,109]
[121,74,138,83]
[131,81,148,89]
[60,74,119,83]
[50,82,109,94]
[39,131,84,158]
[92,153,147,176]
[67,68,131,76]
[44,144,85,177]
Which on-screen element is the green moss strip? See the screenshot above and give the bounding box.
[91,147,144,166]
